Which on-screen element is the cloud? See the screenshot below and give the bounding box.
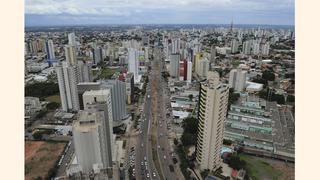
[25,0,294,25]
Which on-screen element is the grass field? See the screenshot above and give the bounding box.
[45,95,61,103]
[25,141,66,180]
[239,154,283,180]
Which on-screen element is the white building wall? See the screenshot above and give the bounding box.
[187,61,192,83]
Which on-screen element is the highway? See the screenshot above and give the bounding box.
[131,46,183,180]
[134,80,160,180]
[151,47,180,180]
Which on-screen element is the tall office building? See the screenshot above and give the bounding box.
[65,45,77,65]
[128,48,139,83]
[56,62,80,112]
[170,53,180,78]
[45,39,55,60]
[229,69,247,92]
[196,71,229,171]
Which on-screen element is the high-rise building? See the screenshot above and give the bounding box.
[68,32,77,46]
[65,45,77,65]
[187,61,192,83]
[77,61,93,83]
[56,62,80,111]
[128,48,139,83]
[92,47,103,65]
[231,39,239,54]
[100,80,127,121]
[45,39,55,60]
[229,69,247,92]
[73,104,113,174]
[261,42,270,56]
[77,82,101,110]
[252,43,260,55]
[242,41,251,55]
[196,58,210,78]
[196,71,229,171]
[210,46,216,65]
[78,80,127,122]
[72,111,104,173]
[172,38,180,54]
[124,73,134,104]
[170,53,180,78]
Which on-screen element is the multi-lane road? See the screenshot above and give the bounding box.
[131,46,183,180]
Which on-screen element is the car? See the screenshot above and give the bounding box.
[157,145,160,149]
[163,155,166,159]
[153,172,156,177]
[146,173,150,178]
[144,156,147,161]
[141,143,144,147]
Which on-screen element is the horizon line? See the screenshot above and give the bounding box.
[25,23,295,28]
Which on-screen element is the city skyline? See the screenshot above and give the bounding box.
[25,0,294,26]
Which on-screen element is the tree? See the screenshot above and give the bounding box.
[287,95,295,103]
[25,82,59,98]
[223,139,233,145]
[182,117,198,134]
[174,138,179,146]
[262,71,275,81]
[32,131,43,140]
[229,155,246,170]
[188,94,193,101]
[181,132,197,146]
[46,102,60,110]
[36,109,48,119]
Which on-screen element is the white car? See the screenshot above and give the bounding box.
[153,172,156,177]
[141,143,144,147]
[146,173,150,178]
[163,155,166,159]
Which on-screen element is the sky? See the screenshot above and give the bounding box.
[25,0,295,26]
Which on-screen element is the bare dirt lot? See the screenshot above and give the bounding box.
[25,141,66,180]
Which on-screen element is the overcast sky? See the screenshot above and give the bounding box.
[25,0,294,26]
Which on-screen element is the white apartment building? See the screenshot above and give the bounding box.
[56,62,80,111]
[128,48,140,83]
[196,58,210,78]
[170,54,180,78]
[187,61,192,83]
[196,71,229,171]
[65,45,77,65]
[229,69,247,92]
[73,109,114,174]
